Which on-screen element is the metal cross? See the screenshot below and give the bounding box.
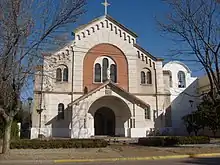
[102,0,110,15]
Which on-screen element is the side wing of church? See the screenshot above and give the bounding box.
[31,15,172,139]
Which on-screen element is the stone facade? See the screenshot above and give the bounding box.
[31,15,172,139]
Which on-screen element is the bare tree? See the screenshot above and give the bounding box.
[158,0,220,102]
[0,0,86,154]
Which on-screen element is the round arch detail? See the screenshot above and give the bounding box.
[83,43,129,91]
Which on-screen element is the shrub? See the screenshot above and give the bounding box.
[10,139,108,149]
[138,136,210,147]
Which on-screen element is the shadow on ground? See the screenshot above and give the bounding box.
[182,157,220,165]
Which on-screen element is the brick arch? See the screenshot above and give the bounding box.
[83,43,129,91]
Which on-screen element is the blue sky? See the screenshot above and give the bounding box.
[73,0,203,76]
[22,0,204,100]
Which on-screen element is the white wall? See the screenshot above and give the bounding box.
[163,61,198,135]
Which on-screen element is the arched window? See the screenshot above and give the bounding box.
[58,103,64,120]
[110,64,117,83]
[144,107,151,119]
[141,71,146,84]
[56,68,62,82]
[94,57,117,83]
[94,63,101,82]
[146,70,152,84]
[178,71,186,88]
[102,58,109,82]
[63,67,68,82]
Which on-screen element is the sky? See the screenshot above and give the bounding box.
[22,0,204,101]
[74,0,204,76]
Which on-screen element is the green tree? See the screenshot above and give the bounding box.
[182,111,203,136]
[197,96,220,137]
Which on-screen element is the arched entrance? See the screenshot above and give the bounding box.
[94,107,115,136]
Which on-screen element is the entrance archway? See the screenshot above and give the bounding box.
[94,107,115,136]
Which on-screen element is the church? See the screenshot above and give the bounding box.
[31,1,196,139]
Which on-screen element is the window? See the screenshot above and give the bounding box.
[141,71,146,84]
[102,58,109,82]
[63,68,68,81]
[58,103,64,120]
[146,70,152,84]
[141,68,152,85]
[56,65,68,82]
[110,64,117,83]
[94,63,101,82]
[94,57,117,83]
[56,68,62,82]
[144,107,151,119]
[178,71,186,88]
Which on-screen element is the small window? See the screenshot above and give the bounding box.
[178,71,186,88]
[102,58,109,82]
[141,71,146,84]
[56,68,62,82]
[94,63,101,82]
[58,103,64,120]
[63,67,68,82]
[110,64,117,83]
[145,107,151,119]
[146,70,152,84]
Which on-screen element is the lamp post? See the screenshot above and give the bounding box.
[27,97,33,138]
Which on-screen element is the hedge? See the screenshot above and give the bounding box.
[138,136,210,147]
[10,139,108,149]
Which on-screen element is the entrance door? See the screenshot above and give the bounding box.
[94,107,115,136]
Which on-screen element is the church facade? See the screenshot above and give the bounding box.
[31,15,173,139]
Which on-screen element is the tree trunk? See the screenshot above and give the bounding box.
[2,119,12,154]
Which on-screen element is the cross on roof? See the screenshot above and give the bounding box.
[102,0,110,15]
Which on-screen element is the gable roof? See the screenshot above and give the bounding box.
[68,80,149,109]
[74,15,138,38]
